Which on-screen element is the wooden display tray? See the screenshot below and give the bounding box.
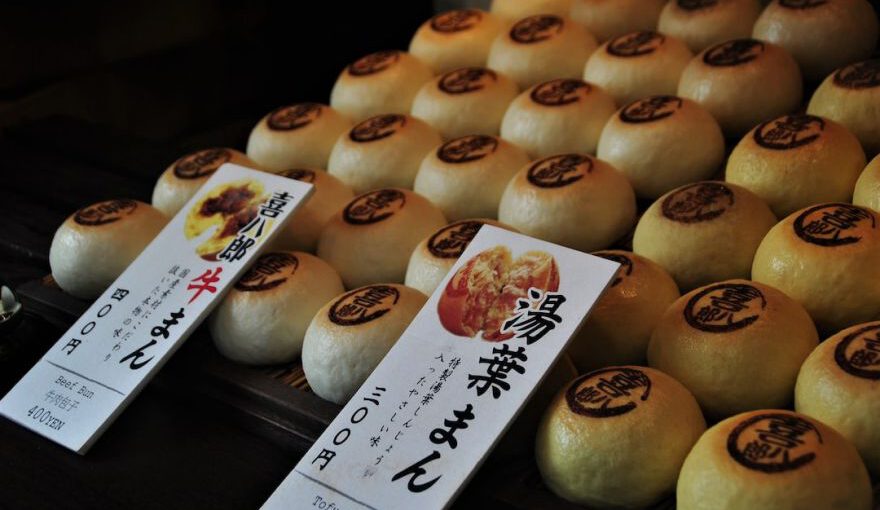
[12,275,683,509]
[14,277,880,509]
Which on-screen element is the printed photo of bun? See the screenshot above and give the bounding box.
[184,179,268,260]
[438,246,559,341]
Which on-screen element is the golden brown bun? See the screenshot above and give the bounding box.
[753,0,879,82]
[410,67,519,140]
[327,114,442,194]
[409,9,503,74]
[568,250,680,372]
[329,50,434,123]
[209,252,344,365]
[677,409,872,510]
[302,284,427,404]
[648,279,819,420]
[499,154,636,252]
[405,219,516,296]
[678,38,802,137]
[597,95,724,199]
[245,103,352,172]
[795,321,880,478]
[487,15,598,89]
[268,169,354,253]
[808,60,880,156]
[151,148,257,217]
[569,0,666,42]
[494,355,578,459]
[500,78,616,158]
[50,200,168,299]
[317,189,446,289]
[659,0,764,53]
[752,203,880,333]
[537,366,706,508]
[853,154,880,212]
[489,0,572,20]
[633,181,776,291]
[414,135,529,221]
[583,31,693,106]
[726,114,866,218]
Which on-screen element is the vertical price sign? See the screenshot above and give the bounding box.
[0,164,312,454]
[263,226,619,510]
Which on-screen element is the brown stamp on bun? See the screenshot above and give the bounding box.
[565,367,653,417]
[276,169,317,183]
[727,412,822,473]
[437,135,498,164]
[329,285,400,326]
[510,15,564,44]
[234,252,299,292]
[349,114,407,143]
[347,50,400,77]
[173,148,232,180]
[74,199,138,226]
[430,9,482,33]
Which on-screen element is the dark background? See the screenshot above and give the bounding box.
[0,3,439,509]
[0,2,879,509]
[0,1,434,288]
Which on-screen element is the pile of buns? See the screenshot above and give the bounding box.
[46,0,879,508]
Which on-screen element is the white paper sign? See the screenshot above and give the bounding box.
[263,226,619,510]
[0,164,313,454]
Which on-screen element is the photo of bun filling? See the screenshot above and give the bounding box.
[185,179,267,260]
[438,246,559,341]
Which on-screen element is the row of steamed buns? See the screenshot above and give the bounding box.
[48,0,880,407]
[44,2,880,508]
